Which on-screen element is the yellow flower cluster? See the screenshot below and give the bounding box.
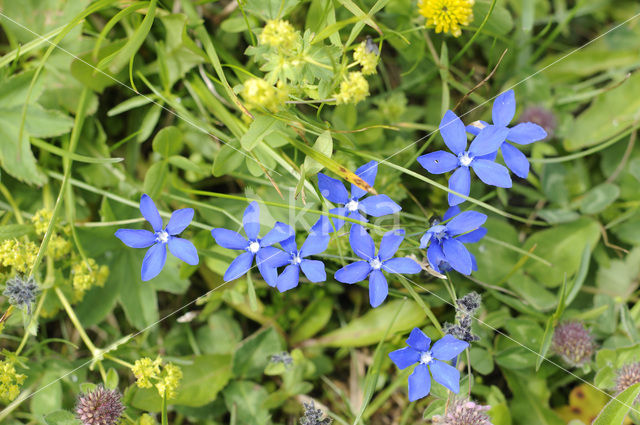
[259,20,299,50]
[334,72,370,105]
[31,209,53,236]
[138,414,157,425]
[71,258,109,295]
[0,360,26,404]
[241,78,289,112]
[47,234,72,261]
[132,357,182,400]
[418,0,475,37]
[354,41,379,75]
[0,239,38,274]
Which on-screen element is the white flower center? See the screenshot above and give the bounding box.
[370,258,382,270]
[248,241,260,253]
[420,351,434,364]
[459,152,473,167]
[292,254,302,265]
[345,199,359,212]
[156,231,169,244]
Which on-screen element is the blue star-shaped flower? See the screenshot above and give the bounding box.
[317,161,401,231]
[420,207,487,276]
[418,110,511,206]
[211,201,292,285]
[389,328,469,401]
[466,90,547,179]
[115,194,199,281]
[334,225,421,307]
[271,217,331,293]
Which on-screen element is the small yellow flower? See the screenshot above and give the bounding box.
[71,258,109,295]
[418,0,475,37]
[131,357,162,389]
[334,72,369,105]
[259,20,299,51]
[48,233,72,260]
[31,209,53,236]
[241,78,289,112]
[0,239,38,274]
[0,359,26,404]
[138,414,157,425]
[155,362,182,400]
[354,41,379,75]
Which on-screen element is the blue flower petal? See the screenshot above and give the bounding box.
[448,166,471,206]
[300,232,330,257]
[348,210,368,223]
[211,228,248,250]
[358,194,401,217]
[408,363,432,402]
[427,243,447,273]
[471,252,478,271]
[429,360,461,394]
[440,110,467,155]
[276,264,300,292]
[350,224,375,260]
[442,238,473,275]
[140,194,163,232]
[224,251,254,281]
[508,122,547,145]
[310,216,332,235]
[261,222,294,247]
[168,237,199,265]
[335,261,372,284]
[492,90,515,127]
[389,347,420,370]
[419,231,432,249]
[368,269,388,307]
[328,207,347,232]
[501,142,530,178]
[165,208,194,235]
[417,151,459,174]
[456,227,487,244]
[317,173,350,204]
[382,257,422,274]
[431,334,469,361]
[352,160,378,200]
[465,121,489,136]
[141,243,167,281]
[378,229,405,261]
[115,229,156,248]
[471,159,512,188]
[300,259,326,283]
[468,126,509,157]
[256,247,281,286]
[280,235,298,253]
[446,211,487,236]
[443,206,461,221]
[406,327,431,351]
[427,243,447,274]
[243,201,261,240]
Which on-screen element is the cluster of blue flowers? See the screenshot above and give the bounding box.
[115,90,545,402]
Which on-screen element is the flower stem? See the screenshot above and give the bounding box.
[54,287,98,356]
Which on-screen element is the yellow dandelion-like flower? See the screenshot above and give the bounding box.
[241,78,289,112]
[354,41,379,75]
[259,20,299,51]
[418,0,475,37]
[334,72,370,105]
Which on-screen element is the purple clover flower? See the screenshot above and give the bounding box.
[334,225,421,307]
[466,90,547,179]
[317,161,401,231]
[421,207,487,276]
[389,328,468,401]
[210,201,292,286]
[418,110,511,206]
[115,194,199,281]
[270,217,331,292]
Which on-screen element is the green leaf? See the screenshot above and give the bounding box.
[223,381,271,425]
[241,0,300,20]
[580,183,620,214]
[213,144,245,177]
[31,369,63,417]
[232,327,283,379]
[0,224,34,240]
[143,161,169,200]
[303,130,333,175]
[44,410,82,425]
[105,368,119,390]
[593,383,640,425]
[314,300,426,347]
[290,296,333,344]
[240,115,282,151]
[152,126,183,157]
